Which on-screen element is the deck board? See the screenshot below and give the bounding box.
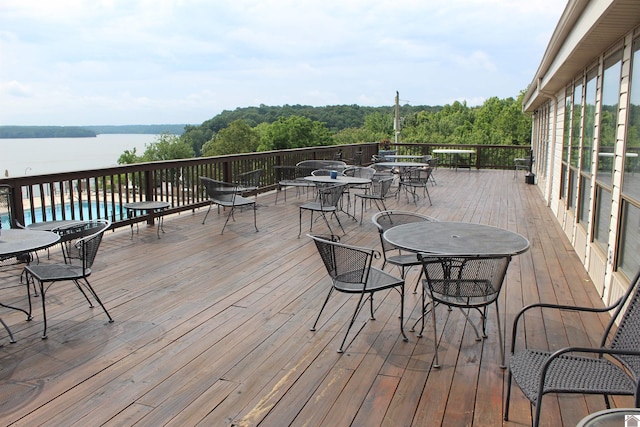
[0,169,633,426]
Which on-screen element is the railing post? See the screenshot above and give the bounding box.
[145,170,155,226]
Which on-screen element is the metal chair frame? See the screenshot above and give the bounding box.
[504,269,640,427]
[200,177,258,234]
[307,234,407,353]
[298,183,347,238]
[417,253,512,369]
[23,219,113,339]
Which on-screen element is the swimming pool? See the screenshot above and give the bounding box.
[1,200,123,229]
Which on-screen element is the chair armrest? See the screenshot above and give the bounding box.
[509,299,622,354]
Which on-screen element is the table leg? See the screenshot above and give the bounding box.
[155,209,166,238]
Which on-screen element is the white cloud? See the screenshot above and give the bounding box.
[0,80,32,97]
[0,0,567,125]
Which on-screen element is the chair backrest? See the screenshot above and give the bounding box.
[235,169,262,189]
[344,166,376,180]
[370,176,394,198]
[317,183,347,208]
[308,234,374,291]
[311,169,333,176]
[74,219,110,273]
[602,269,640,377]
[55,221,105,264]
[417,254,511,308]
[406,167,432,184]
[200,177,238,204]
[372,210,438,255]
[274,165,298,182]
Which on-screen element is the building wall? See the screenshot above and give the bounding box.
[532,27,640,305]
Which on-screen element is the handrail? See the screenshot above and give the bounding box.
[0,142,529,231]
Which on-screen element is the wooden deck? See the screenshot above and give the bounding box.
[0,169,632,426]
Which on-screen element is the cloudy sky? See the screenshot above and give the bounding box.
[0,0,566,126]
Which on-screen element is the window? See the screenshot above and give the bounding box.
[571,82,583,170]
[578,175,590,225]
[568,169,577,210]
[594,186,611,251]
[596,52,622,185]
[623,38,640,201]
[618,201,640,281]
[582,69,597,173]
[561,88,572,204]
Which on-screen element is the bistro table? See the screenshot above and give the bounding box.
[0,228,60,342]
[383,221,530,256]
[123,201,170,239]
[304,175,372,220]
[0,229,61,258]
[432,148,476,171]
[26,219,85,232]
[383,221,530,342]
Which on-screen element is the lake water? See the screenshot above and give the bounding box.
[0,134,158,177]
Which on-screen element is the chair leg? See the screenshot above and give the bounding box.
[220,207,234,234]
[431,301,440,368]
[338,292,368,353]
[311,287,334,332]
[79,278,114,325]
[202,201,213,224]
[503,370,514,421]
[0,317,16,344]
[424,184,432,206]
[39,280,48,339]
[495,302,505,369]
[252,203,258,232]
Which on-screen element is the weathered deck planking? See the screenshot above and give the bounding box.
[0,169,632,426]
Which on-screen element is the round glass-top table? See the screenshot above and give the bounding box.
[123,201,171,239]
[577,408,640,427]
[0,229,60,258]
[26,219,86,232]
[383,221,530,256]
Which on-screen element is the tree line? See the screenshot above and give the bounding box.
[119,91,531,163]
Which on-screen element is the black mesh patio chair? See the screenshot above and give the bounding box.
[401,167,433,205]
[356,176,394,224]
[23,219,113,339]
[504,269,640,427]
[417,253,512,368]
[273,165,315,204]
[372,210,438,293]
[298,183,347,238]
[234,169,262,198]
[307,234,407,353]
[200,177,258,234]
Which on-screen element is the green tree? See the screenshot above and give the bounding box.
[333,127,378,145]
[258,115,334,151]
[140,133,194,162]
[201,120,260,156]
[363,112,394,140]
[117,147,141,165]
[180,125,213,156]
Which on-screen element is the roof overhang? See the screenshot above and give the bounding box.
[523,0,640,113]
